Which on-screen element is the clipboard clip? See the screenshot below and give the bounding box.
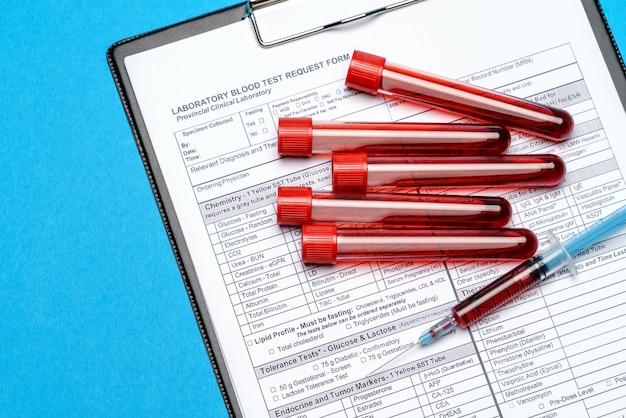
[247,0,425,48]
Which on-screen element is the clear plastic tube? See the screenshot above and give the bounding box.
[301,225,538,264]
[332,153,566,192]
[345,50,574,142]
[277,117,510,156]
[277,186,511,228]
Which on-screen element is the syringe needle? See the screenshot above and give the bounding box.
[366,341,420,377]
[415,204,626,346]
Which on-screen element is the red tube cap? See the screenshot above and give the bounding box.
[332,153,368,192]
[278,118,313,156]
[302,224,338,264]
[277,187,312,225]
[345,50,385,95]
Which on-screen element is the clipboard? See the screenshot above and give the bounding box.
[108,1,626,417]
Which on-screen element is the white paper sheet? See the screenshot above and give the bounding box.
[124,0,626,416]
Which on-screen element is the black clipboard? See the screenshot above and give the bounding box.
[107,1,626,416]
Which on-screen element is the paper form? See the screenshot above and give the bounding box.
[123,0,626,416]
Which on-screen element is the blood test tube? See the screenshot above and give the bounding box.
[301,225,538,264]
[277,186,511,228]
[277,117,510,156]
[345,50,574,142]
[332,153,565,192]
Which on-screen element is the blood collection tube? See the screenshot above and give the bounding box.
[301,224,538,264]
[332,153,565,192]
[345,50,574,142]
[277,117,510,156]
[277,186,511,228]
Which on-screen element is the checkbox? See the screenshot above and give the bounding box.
[269,349,274,355]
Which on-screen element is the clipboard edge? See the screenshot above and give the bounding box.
[585,0,626,109]
[106,4,250,418]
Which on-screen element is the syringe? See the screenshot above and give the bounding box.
[369,203,626,375]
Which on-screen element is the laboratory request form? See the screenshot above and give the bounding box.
[118,0,626,416]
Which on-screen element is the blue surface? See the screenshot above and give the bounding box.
[1,0,624,416]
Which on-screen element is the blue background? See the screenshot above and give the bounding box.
[1,1,624,416]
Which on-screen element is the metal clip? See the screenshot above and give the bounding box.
[247,0,425,48]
